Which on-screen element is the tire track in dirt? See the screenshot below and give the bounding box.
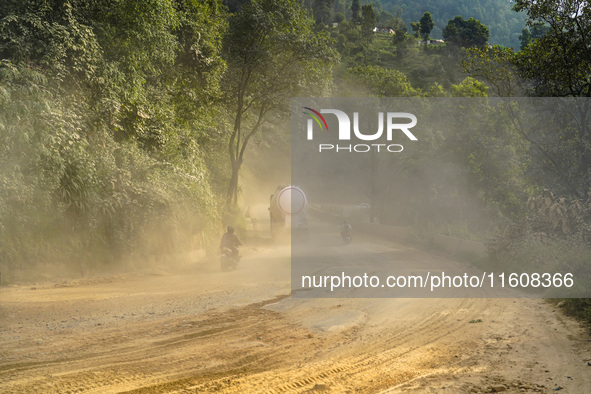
[119,298,494,393]
[1,295,328,393]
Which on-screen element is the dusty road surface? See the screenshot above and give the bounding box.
[2,223,591,393]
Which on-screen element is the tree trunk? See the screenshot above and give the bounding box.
[226,84,244,205]
[227,163,240,205]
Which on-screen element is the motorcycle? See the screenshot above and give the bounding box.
[341,230,352,244]
[220,247,240,271]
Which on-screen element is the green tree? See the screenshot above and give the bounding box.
[392,27,413,58]
[451,77,488,97]
[530,22,551,40]
[519,23,550,50]
[410,21,421,38]
[312,0,334,25]
[514,0,591,97]
[462,45,523,97]
[351,0,361,25]
[512,0,591,197]
[334,12,345,23]
[519,27,532,50]
[346,65,418,97]
[360,4,376,44]
[334,0,347,16]
[443,16,489,48]
[419,12,435,45]
[223,0,337,204]
[224,0,251,13]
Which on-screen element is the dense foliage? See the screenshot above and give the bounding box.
[443,16,489,48]
[0,0,231,274]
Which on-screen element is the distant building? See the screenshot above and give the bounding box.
[373,27,396,34]
[418,39,445,45]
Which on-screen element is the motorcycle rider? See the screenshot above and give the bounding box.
[339,220,352,237]
[220,225,242,259]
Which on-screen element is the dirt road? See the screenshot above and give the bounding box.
[2,226,591,393]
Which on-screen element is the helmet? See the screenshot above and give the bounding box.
[227,225,235,233]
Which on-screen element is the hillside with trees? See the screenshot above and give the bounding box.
[379,0,526,48]
[306,0,526,48]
